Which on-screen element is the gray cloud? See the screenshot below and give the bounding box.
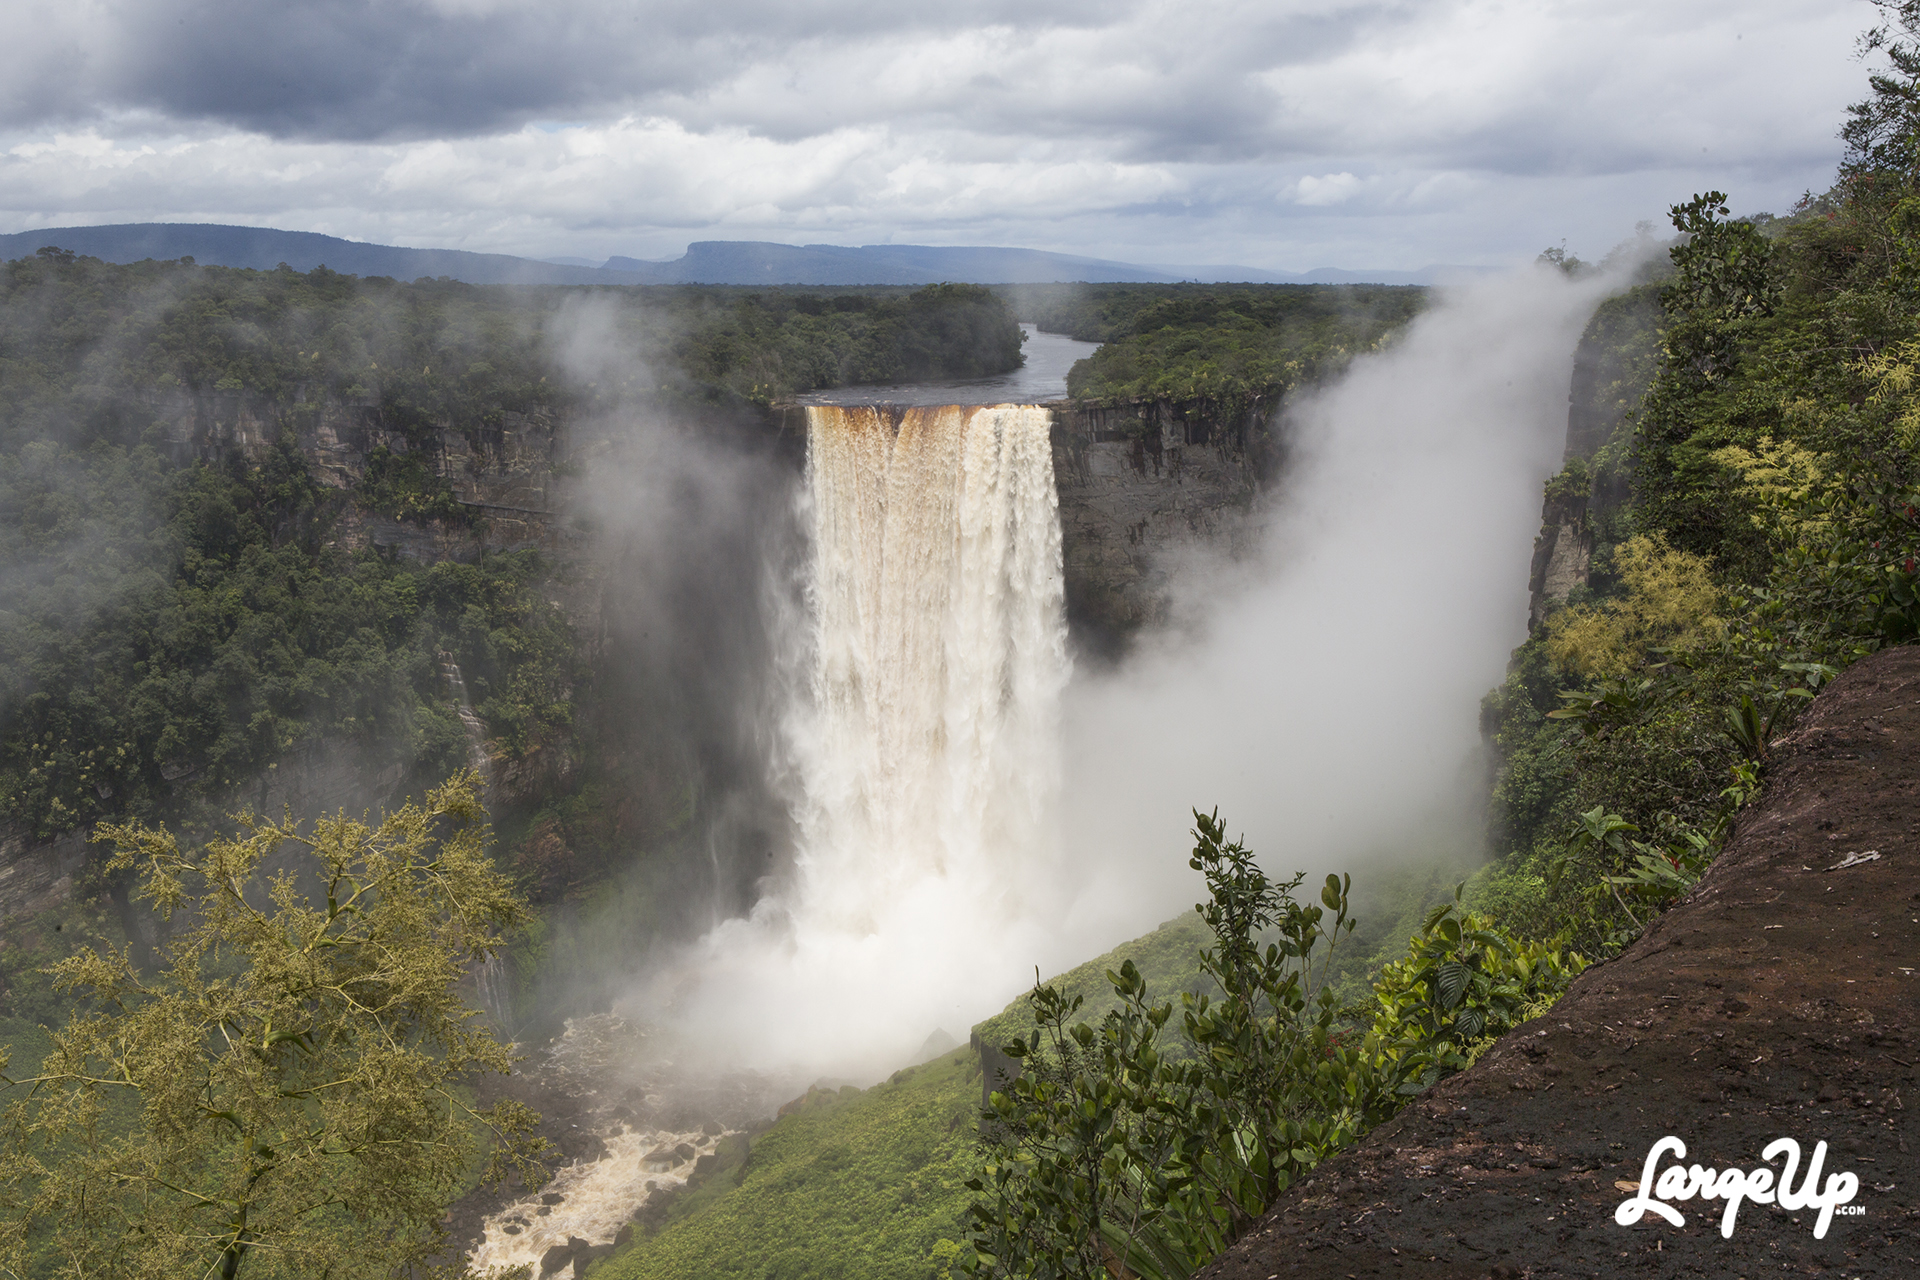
[5,0,1116,141]
[0,0,1877,270]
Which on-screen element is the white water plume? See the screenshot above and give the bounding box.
[467,1124,726,1277]
[638,266,1631,1081]
[635,404,1071,1076]
[1054,265,1633,942]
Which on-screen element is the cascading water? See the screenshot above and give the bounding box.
[464,402,1073,1276]
[792,403,1068,931]
[642,402,1072,1073]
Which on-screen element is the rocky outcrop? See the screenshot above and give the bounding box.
[769,393,1278,655]
[143,387,578,561]
[0,825,89,929]
[1525,287,1660,626]
[1198,645,1920,1280]
[1527,477,1592,631]
[0,734,404,929]
[1047,395,1276,652]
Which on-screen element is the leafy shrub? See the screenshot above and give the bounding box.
[964,813,1581,1280]
[1544,534,1723,678]
[1367,895,1586,1082]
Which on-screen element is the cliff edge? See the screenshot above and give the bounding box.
[1199,645,1920,1279]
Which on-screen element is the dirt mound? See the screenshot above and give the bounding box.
[1200,646,1920,1280]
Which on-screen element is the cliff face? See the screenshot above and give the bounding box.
[1,386,1259,925]
[0,389,584,929]
[147,387,577,560]
[1525,285,1660,627]
[770,393,1277,655]
[1198,646,1920,1280]
[1048,394,1276,653]
[1527,479,1593,631]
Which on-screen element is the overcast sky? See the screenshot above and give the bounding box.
[0,0,1877,270]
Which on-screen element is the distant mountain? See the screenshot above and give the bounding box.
[0,224,648,285]
[0,223,1481,288]
[604,241,1179,285]
[1148,263,1492,286]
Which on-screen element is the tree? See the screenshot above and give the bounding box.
[963,813,1585,1280]
[0,772,545,1279]
[1845,0,1920,179]
[963,812,1401,1280]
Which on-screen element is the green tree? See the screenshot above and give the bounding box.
[963,814,1585,1280]
[0,772,545,1279]
[965,813,1401,1280]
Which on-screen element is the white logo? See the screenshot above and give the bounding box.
[1614,1136,1861,1239]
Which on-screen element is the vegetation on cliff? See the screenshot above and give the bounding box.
[2,253,1022,420]
[1478,9,1920,953]
[961,817,1580,1280]
[596,1053,981,1280]
[1008,282,1424,408]
[0,260,1024,852]
[0,436,577,843]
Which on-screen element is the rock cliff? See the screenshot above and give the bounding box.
[1047,394,1276,654]
[0,385,1259,925]
[1197,645,1920,1280]
[0,388,587,928]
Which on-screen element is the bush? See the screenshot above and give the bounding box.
[963,812,1582,1280]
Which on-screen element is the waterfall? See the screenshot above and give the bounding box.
[439,650,494,793]
[650,403,1070,1073]
[788,403,1068,935]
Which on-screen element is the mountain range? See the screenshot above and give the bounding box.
[0,223,1481,287]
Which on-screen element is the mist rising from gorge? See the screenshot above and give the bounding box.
[605,263,1633,1086]
[1052,264,1631,947]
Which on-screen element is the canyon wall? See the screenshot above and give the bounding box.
[0,389,590,929]
[0,386,1261,925]
[1048,394,1277,653]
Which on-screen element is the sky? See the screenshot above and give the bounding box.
[0,0,1879,272]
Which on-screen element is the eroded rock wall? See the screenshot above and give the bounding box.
[1048,395,1275,653]
[143,388,577,561]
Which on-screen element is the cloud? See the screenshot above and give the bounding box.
[1056,261,1637,945]
[1292,172,1365,206]
[0,0,1877,269]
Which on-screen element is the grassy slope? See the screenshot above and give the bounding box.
[590,1051,980,1280]
[590,912,1223,1280]
[589,873,1486,1280]
[969,910,1213,1051]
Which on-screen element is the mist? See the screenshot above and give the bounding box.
[616,263,1629,1087]
[1053,264,1627,945]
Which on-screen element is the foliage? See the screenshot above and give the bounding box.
[592,1051,980,1280]
[1366,894,1586,1083]
[962,813,1583,1280]
[357,444,467,522]
[1543,534,1724,678]
[0,772,545,1279]
[0,439,578,838]
[968,912,1214,1055]
[0,255,1024,428]
[964,813,1386,1280]
[1481,128,1920,952]
[1845,1,1920,179]
[1050,286,1424,411]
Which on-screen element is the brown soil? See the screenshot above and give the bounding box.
[1199,645,1920,1280]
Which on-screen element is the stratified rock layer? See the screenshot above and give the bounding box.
[1200,645,1920,1280]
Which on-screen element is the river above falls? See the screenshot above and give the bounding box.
[795,323,1099,406]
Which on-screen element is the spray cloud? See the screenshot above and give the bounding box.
[634,264,1634,1084]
